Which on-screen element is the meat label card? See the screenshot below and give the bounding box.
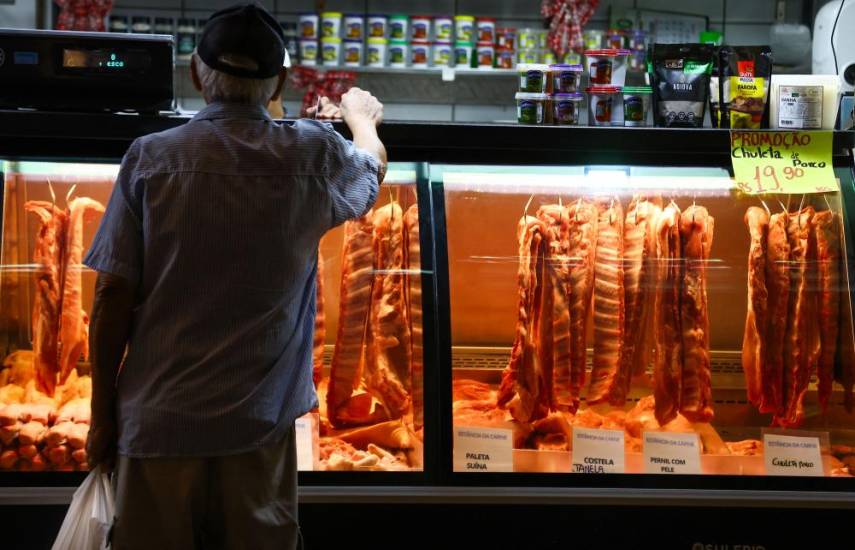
[763,434,824,476]
[295,414,318,471]
[642,432,702,474]
[453,427,513,472]
[571,427,625,474]
[730,130,838,194]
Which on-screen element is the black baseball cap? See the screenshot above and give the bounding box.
[197,2,285,79]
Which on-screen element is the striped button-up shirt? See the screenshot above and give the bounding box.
[84,102,380,457]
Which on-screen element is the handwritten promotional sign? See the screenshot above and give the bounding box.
[643,432,702,474]
[730,130,838,194]
[763,434,824,477]
[453,426,513,472]
[572,427,625,474]
[295,414,318,471]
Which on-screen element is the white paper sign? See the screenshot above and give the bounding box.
[764,434,824,477]
[295,414,317,471]
[442,67,456,81]
[572,427,625,474]
[453,426,513,472]
[643,432,702,474]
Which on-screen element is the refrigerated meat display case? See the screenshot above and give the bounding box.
[0,112,854,511]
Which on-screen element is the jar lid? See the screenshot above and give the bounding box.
[389,14,409,20]
[367,37,389,44]
[321,12,343,17]
[553,92,584,100]
[344,13,364,18]
[518,63,549,71]
[299,38,318,43]
[321,37,342,43]
[343,39,364,44]
[412,40,432,46]
[586,85,623,93]
[455,15,476,21]
[412,15,434,19]
[477,17,497,23]
[496,47,515,52]
[515,92,549,100]
[389,39,409,45]
[476,41,495,47]
[549,63,583,71]
[622,86,652,94]
[584,49,631,56]
[454,42,475,47]
[367,14,387,18]
[435,15,453,20]
[434,41,452,46]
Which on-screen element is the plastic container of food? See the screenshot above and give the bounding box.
[586,85,623,126]
[411,41,431,68]
[476,42,495,69]
[536,31,548,49]
[321,12,342,38]
[518,63,551,93]
[435,16,453,41]
[543,51,557,65]
[455,15,475,43]
[321,37,341,66]
[583,29,603,50]
[343,39,363,66]
[299,39,318,66]
[550,64,583,93]
[606,29,624,49]
[518,50,540,64]
[519,28,538,50]
[368,14,387,38]
[622,86,652,126]
[454,43,473,68]
[344,14,364,40]
[477,18,496,43]
[433,42,452,67]
[516,92,549,124]
[585,49,630,86]
[496,47,515,69]
[496,28,517,50]
[299,13,319,39]
[629,30,646,51]
[552,93,584,125]
[389,14,408,41]
[367,37,387,67]
[389,40,408,67]
[412,15,432,41]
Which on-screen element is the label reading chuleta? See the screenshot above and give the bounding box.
[295,414,317,471]
[572,427,625,474]
[763,434,824,477]
[453,426,513,472]
[643,431,702,474]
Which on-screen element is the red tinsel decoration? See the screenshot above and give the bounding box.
[54,0,113,32]
[541,0,599,58]
[289,67,357,118]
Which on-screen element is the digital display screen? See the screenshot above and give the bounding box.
[61,48,151,71]
[14,51,39,65]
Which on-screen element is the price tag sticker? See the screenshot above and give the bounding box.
[442,67,456,82]
[453,426,513,472]
[295,413,318,471]
[572,427,625,474]
[730,130,838,194]
[763,434,824,477]
[643,432,702,474]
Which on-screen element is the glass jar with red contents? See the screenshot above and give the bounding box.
[496,27,517,50]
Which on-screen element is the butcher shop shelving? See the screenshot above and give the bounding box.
[0,109,855,504]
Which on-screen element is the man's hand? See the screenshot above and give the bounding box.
[306,96,342,120]
[340,87,383,127]
[86,418,118,473]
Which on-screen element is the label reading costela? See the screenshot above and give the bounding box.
[572,427,625,474]
[779,85,823,129]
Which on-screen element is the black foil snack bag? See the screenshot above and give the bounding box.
[719,46,773,129]
[652,43,714,128]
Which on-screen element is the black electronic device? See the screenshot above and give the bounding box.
[0,29,174,113]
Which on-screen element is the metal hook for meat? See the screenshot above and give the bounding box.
[778,199,788,213]
[558,196,563,208]
[575,197,582,221]
[823,194,833,213]
[65,183,77,207]
[524,194,534,219]
[760,199,771,216]
[797,194,806,227]
[47,179,57,208]
[608,197,616,225]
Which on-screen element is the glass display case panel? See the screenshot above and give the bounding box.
[0,161,424,473]
[442,164,855,476]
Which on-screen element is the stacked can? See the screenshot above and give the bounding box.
[453,15,475,68]
[433,15,453,67]
[299,13,319,65]
[627,29,647,72]
[411,15,431,68]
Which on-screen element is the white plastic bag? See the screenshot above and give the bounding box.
[52,467,114,550]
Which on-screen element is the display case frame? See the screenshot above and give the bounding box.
[1,109,854,505]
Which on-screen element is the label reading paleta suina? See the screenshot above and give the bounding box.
[453,427,513,472]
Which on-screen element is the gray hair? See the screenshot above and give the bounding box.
[193,51,279,105]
